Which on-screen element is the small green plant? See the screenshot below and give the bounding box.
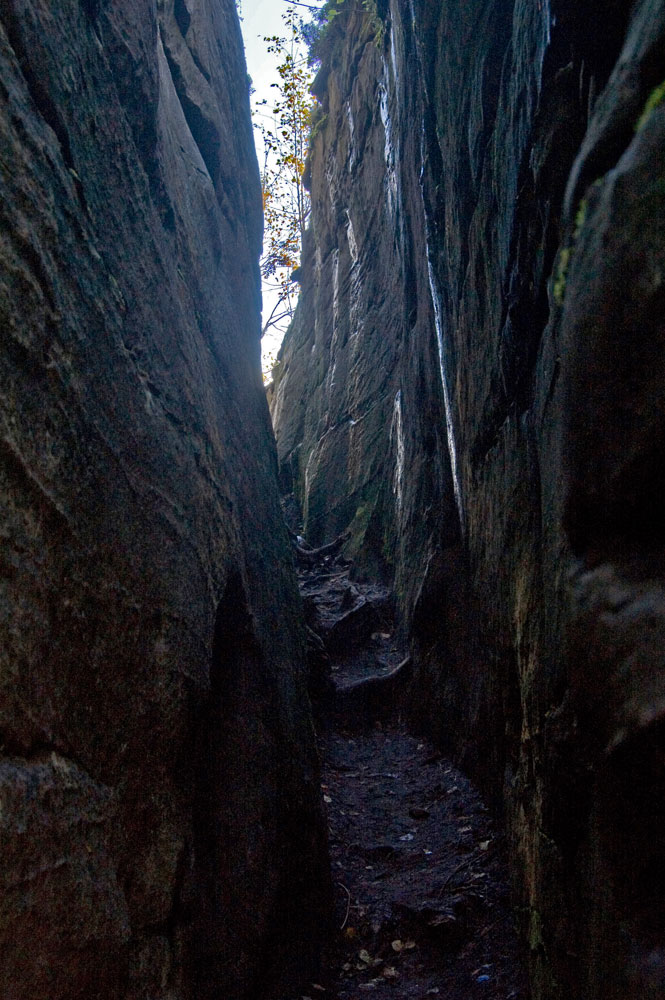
[635,79,665,132]
[262,353,281,387]
[574,198,588,237]
[363,0,385,46]
[302,0,385,66]
[553,193,593,306]
[553,247,571,306]
[308,106,329,147]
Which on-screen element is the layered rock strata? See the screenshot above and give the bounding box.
[0,1,329,997]
[270,1,665,996]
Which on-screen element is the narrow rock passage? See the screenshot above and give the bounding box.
[290,523,529,1000]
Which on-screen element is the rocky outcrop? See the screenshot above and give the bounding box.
[271,1,665,997]
[0,1,329,997]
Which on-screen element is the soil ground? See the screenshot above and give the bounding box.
[285,520,530,1000]
[317,723,529,1000]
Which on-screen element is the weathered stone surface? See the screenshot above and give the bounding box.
[269,4,454,616]
[0,754,129,997]
[0,1,329,997]
[556,35,665,994]
[271,0,665,997]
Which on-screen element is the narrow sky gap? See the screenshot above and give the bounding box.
[239,0,325,375]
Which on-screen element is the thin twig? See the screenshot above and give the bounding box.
[337,881,352,930]
[436,849,481,896]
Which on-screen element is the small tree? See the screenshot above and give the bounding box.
[301,0,384,63]
[255,7,316,339]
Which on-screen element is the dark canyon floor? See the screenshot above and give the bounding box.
[286,518,530,1000]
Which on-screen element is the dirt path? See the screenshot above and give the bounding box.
[318,724,529,999]
[287,527,529,999]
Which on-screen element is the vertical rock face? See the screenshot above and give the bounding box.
[269,4,456,622]
[271,1,665,997]
[0,1,329,998]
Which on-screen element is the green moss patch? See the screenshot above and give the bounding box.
[636,80,665,133]
[553,246,571,306]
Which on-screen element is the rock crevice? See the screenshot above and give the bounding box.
[270,1,665,997]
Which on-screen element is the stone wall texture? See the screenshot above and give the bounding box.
[0,1,329,997]
[270,1,665,997]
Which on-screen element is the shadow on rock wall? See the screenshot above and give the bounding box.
[270,0,665,996]
[0,0,330,996]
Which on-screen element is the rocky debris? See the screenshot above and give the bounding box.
[325,598,380,656]
[0,2,329,997]
[294,533,401,712]
[292,529,351,565]
[299,563,394,658]
[289,554,528,1000]
[333,656,413,726]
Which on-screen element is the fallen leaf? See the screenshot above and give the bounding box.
[479,839,491,851]
[323,794,332,804]
[312,986,326,993]
[358,949,372,965]
[391,939,404,953]
[344,926,356,939]
[404,939,416,950]
[383,966,399,979]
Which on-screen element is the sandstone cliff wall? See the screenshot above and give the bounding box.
[0,1,329,997]
[270,1,665,996]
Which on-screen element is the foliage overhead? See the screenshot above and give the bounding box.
[253,0,386,366]
[302,0,384,65]
[255,6,316,342]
